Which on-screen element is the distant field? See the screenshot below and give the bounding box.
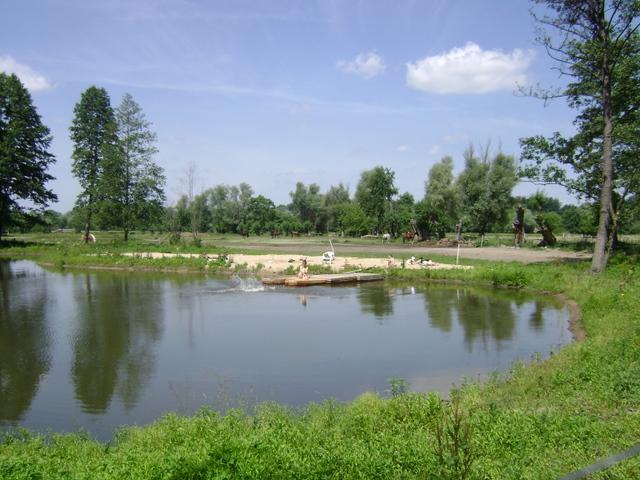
[8,230,639,249]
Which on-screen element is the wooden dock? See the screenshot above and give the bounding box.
[262,272,384,287]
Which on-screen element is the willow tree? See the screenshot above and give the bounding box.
[520,0,640,272]
[355,166,398,233]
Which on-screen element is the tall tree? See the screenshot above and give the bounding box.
[355,166,398,233]
[70,86,115,242]
[457,148,518,236]
[521,0,640,272]
[0,73,57,235]
[289,182,323,232]
[418,156,459,239]
[100,94,165,240]
[324,183,350,232]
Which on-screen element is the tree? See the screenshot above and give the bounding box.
[70,86,116,242]
[418,156,459,239]
[525,191,562,213]
[355,166,398,233]
[289,182,323,232]
[246,195,276,234]
[521,0,640,272]
[0,73,57,235]
[324,183,350,232]
[337,203,372,236]
[100,94,165,240]
[457,148,518,236]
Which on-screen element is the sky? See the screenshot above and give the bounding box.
[1,0,579,212]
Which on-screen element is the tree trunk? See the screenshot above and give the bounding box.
[84,205,92,244]
[591,40,614,273]
[514,206,525,247]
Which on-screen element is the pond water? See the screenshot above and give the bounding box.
[0,260,570,440]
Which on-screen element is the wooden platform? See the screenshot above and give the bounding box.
[262,272,384,287]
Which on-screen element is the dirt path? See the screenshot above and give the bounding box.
[214,240,591,264]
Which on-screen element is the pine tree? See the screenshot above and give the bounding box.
[0,73,56,235]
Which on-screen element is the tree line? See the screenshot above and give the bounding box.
[1,0,638,272]
[1,72,637,246]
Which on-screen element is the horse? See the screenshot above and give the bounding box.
[402,231,416,244]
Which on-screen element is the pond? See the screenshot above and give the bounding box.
[0,260,570,440]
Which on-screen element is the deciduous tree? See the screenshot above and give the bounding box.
[520,0,640,272]
[355,166,398,233]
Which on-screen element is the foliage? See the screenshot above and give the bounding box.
[2,252,640,478]
[0,73,57,235]
[434,396,475,480]
[355,166,398,233]
[288,182,324,232]
[99,94,166,240]
[323,183,350,232]
[561,204,598,235]
[415,157,457,239]
[523,190,561,213]
[70,86,116,240]
[337,203,373,236]
[456,148,518,236]
[520,0,640,272]
[246,195,276,235]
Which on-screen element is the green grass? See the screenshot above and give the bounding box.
[1,236,640,478]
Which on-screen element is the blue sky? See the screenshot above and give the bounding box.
[2,0,577,212]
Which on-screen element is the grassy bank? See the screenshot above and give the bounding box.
[0,233,469,272]
[1,243,639,478]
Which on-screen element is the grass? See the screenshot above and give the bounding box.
[1,234,640,478]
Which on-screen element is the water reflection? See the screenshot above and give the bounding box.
[358,285,394,319]
[529,301,546,331]
[71,273,164,413]
[0,260,51,422]
[0,261,570,440]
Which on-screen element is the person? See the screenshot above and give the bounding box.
[298,258,309,279]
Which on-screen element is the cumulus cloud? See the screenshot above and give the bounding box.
[337,52,386,79]
[406,42,532,94]
[0,55,52,91]
[397,145,409,153]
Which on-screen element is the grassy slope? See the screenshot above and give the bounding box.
[1,236,639,479]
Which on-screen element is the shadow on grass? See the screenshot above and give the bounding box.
[0,239,53,249]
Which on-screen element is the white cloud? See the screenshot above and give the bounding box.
[397,145,409,152]
[406,42,532,94]
[337,52,386,79]
[0,55,52,91]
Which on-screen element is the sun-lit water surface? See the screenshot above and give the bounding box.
[0,260,570,440]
